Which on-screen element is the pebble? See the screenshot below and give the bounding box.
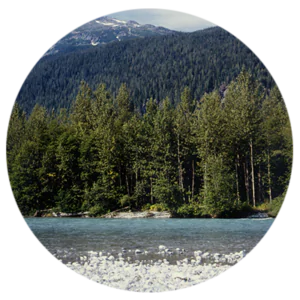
[66,248,246,292]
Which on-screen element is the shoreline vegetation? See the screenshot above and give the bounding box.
[8,70,292,219]
[31,207,270,219]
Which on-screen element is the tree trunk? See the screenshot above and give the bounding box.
[177,133,184,192]
[150,176,153,204]
[191,159,195,200]
[243,161,250,205]
[135,169,138,190]
[235,153,240,205]
[267,149,272,203]
[119,165,122,188]
[131,173,133,195]
[258,165,262,204]
[250,139,256,207]
[125,174,130,196]
[204,162,207,201]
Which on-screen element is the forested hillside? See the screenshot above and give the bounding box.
[8,71,292,217]
[17,27,274,114]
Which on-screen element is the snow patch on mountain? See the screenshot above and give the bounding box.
[112,18,127,24]
[45,16,176,56]
[95,20,118,27]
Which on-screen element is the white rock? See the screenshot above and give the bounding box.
[135,249,142,254]
[182,258,189,264]
[159,245,166,251]
[67,248,235,292]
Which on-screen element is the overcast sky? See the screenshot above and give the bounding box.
[108,9,215,32]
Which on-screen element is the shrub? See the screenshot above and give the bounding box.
[239,202,255,213]
[268,194,285,217]
[119,194,136,208]
[255,202,270,212]
[80,200,90,212]
[216,202,255,218]
[149,203,169,212]
[89,204,106,217]
[176,203,204,218]
[141,203,151,211]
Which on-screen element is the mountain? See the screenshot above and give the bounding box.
[17,27,274,113]
[45,16,176,56]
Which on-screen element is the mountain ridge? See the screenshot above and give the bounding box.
[17,26,274,113]
[45,16,177,56]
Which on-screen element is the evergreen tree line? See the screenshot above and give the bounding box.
[17,27,274,114]
[7,71,292,217]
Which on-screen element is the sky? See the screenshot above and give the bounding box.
[108,9,215,32]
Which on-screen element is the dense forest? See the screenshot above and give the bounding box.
[7,71,292,217]
[17,27,274,114]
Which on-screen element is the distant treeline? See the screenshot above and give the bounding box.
[17,27,274,114]
[7,71,292,217]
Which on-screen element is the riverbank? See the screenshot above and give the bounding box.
[102,211,171,218]
[32,209,270,219]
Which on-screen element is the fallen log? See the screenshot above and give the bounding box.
[99,206,131,218]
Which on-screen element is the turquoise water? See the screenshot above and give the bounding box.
[25,218,274,263]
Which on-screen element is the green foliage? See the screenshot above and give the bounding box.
[176,203,204,218]
[222,202,255,218]
[88,204,106,217]
[255,202,270,212]
[152,178,181,208]
[149,203,169,212]
[201,154,235,217]
[268,194,285,217]
[119,194,135,208]
[7,71,292,218]
[141,203,152,211]
[16,27,275,114]
[55,189,82,213]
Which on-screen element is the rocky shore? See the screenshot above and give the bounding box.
[33,209,270,219]
[58,245,248,294]
[33,209,171,218]
[103,211,171,219]
[247,212,269,219]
